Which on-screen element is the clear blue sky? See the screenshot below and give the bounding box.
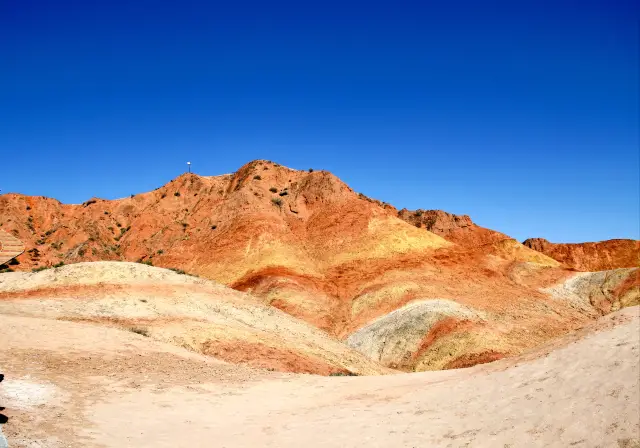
[1,0,638,242]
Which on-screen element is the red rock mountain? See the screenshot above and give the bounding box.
[1,160,638,371]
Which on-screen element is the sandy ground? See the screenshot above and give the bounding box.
[1,307,638,447]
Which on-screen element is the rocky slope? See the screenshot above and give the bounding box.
[523,237,640,271]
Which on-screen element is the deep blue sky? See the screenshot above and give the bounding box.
[1,1,638,242]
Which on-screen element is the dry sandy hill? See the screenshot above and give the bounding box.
[523,237,640,271]
[345,266,638,370]
[0,306,638,447]
[0,262,389,376]
[0,160,638,373]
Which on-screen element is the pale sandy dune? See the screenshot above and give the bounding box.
[1,307,638,447]
[0,262,390,376]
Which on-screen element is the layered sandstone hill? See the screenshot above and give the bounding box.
[0,262,390,375]
[1,160,638,372]
[523,237,640,271]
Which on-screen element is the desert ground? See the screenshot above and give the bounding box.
[0,306,638,447]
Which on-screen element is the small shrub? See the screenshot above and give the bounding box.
[210,225,217,230]
[414,210,423,217]
[78,248,86,257]
[53,261,65,268]
[26,206,31,211]
[329,371,358,377]
[104,211,109,215]
[269,187,278,193]
[32,266,48,273]
[174,192,181,197]
[128,326,150,337]
[253,175,262,180]
[279,191,288,196]
[424,217,437,230]
[308,168,314,173]
[271,198,283,207]
[0,268,13,274]
[157,249,164,255]
[161,193,167,199]
[51,242,62,250]
[170,268,186,275]
[116,222,122,228]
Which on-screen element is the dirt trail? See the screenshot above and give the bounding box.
[1,307,638,447]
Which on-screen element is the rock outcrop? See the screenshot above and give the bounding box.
[397,209,560,266]
[523,238,639,271]
[397,209,505,246]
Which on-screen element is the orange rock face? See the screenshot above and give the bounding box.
[523,238,640,271]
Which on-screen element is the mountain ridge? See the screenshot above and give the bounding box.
[1,159,638,372]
